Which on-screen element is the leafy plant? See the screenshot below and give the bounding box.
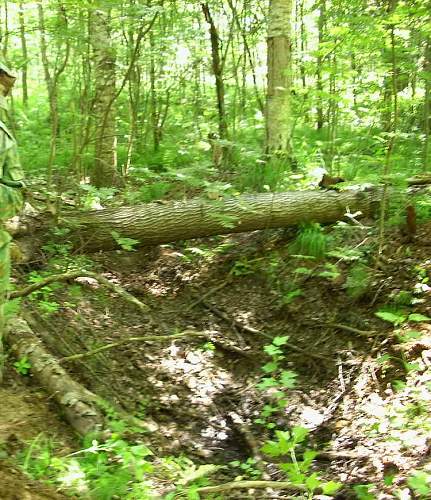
[353,483,376,499]
[255,336,297,428]
[318,262,340,281]
[346,263,371,299]
[261,427,341,497]
[14,356,32,376]
[281,288,303,305]
[139,182,172,203]
[230,257,262,276]
[229,458,262,479]
[111,231,140,251]
[290,224,328,260]
[375,310,407,326]
[407,470,431,496]
[375,310,431,326]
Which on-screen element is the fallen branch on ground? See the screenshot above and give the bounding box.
[59,331,208,362]
[200,300,332,361]
[186,279,231,311]
[10,270,150,312]
[196,480,305,495]
[59,329,253,363]
[6,317,158,435]
[325,323,379,338]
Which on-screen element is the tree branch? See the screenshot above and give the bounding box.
[10,270,150,312]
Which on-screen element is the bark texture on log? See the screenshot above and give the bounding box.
[66,189,379,252]
[7,318,105,435]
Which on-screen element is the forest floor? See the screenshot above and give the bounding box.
[1,221,431,498]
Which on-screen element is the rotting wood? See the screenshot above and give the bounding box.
[6,317,159,435]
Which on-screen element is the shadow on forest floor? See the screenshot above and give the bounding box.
[2,222,431,497]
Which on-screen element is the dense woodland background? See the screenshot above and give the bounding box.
[2,0,429,201]
[1,1,431,499]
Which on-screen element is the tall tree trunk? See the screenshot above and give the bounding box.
[381,0,398,132]
[90,3,120,187]
[298,0,306,91]
[423,40,430,171]
[18,0,28,108]
[37,0,69,190]
[316,0,326,130]
[2,0,8,59]
[201,2,229,149]
[149,32,160,153]
[266,0,295,166]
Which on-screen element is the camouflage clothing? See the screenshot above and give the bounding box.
[0,119,24,360]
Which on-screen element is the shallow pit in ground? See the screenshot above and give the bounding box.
[5,225,431,496]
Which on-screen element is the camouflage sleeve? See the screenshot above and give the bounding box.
[2,137,24,184]
[0,121,24,184]
[0,127,24,220]
[0,184,23,220]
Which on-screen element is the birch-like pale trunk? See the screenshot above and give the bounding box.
[90,4,120,187]
[266,0,294,164]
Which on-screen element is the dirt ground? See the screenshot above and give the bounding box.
[2,223,431,497]
[0,373,74,499]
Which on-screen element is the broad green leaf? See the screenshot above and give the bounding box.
[353,484,376,500]
[407,471,431,495]
[305,472,322,492]
[257,377,278,389]
[375,311,406,325]
[408,313,431,322]
[280,370,298,388]
[322,481,342,494]
[262,361,278,373]
[273,335,289,346]
[264,345,283,356]
[290,426,309,444]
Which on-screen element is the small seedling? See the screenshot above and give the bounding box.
[14,356,31,375]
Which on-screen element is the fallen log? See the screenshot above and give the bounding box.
[65,189,380,252]
[6,318,105,436]
[5,317,159,436]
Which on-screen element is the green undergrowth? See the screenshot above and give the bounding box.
[12,199,431,498]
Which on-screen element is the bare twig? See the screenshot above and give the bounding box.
[325,322,379,338]
[186,279,231,311]
[202,300,332,361]
[60,329,253,363]
[60,331,207,362]
[196,480,305,495]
